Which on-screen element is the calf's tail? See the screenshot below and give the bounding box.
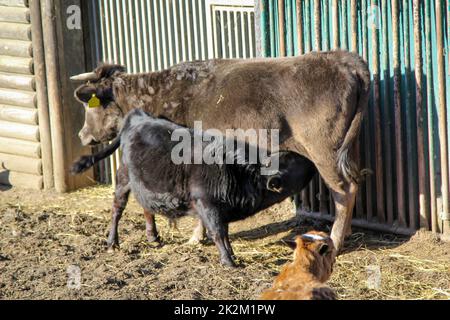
[71,137,121,175]
[337,56,371,184]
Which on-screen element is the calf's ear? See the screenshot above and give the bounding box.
[318,243,330,256]
[282,238,298,250]
[266,176,283,193]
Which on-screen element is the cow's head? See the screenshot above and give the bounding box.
[72,64,126,146]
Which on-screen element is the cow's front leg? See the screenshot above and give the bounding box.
[106,165,131,251]
[144,209,160,243]
[193,200,235,267]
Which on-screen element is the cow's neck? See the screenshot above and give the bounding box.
[113,69,206,124]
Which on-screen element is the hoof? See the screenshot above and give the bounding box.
[106,245,119,253]
[147,235,161,244]
[187,236,203,246]
[220,258,237,268]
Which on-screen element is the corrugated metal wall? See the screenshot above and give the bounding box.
[260,0,449,235]
[84,0,256,184]
[0,0,43,190]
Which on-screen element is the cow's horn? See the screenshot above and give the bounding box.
[70,72,97,81]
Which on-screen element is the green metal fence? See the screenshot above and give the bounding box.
[260,0,449,235]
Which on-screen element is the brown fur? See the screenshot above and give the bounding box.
[260,231,336,300]
[73,50,370,252]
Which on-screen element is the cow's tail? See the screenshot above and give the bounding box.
[337,56,370,185]
[71,137,121,175]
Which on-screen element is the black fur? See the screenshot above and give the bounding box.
[73,109,316,266]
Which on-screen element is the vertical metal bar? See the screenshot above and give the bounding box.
[323,0,329,51]
[363,0,374,221]
[192,0,200,60]
[213,9,219,58]
[286,0,293,55]
[141,1,150,70]
[154,0,162,69]
[172,1,180,63]
[381,0,394,225]
[220,10,227,58]
[278,0,286,56]
[241,11,248,58]
[109,0,119,65]
[115,0,125,65]
[372,0,386,224]
[185,0,193,61]
[198,0,206,60]
[351,0,363,219]
[392,0,407,228]
[158,0,168,68]
[413,0,429,229]
[435,0,450,233]
[227,10,234,57]
[248,11,255,57]
[425,0,438,232]
[296,0,304,54]
[122,0,133,69]
[127,0,137,71]
[342,0,348,50]
[362,0,368,60]
[332,0,338,48]
[234,12,241,58]
[166,0,174,66]
[404,0,418,230]
[305,0,311,52]
[103,0,113,61]
[351,0,357,52]
[146,0,156,70]
[134,1,144,71]
[314,0,321,51]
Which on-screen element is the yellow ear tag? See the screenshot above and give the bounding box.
[88,94,101,108]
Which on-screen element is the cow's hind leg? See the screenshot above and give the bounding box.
[107,165,130,251]
[144,210,160,243]
[309,149,359,255]
[329,181,358,256]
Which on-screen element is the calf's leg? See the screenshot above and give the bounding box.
[144,209,160,243]
[107,165,131,250]
[193,200,235,267]
[187,219,206,245]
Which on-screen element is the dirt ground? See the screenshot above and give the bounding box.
[0,185,449,300]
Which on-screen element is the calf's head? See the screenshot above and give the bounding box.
[287,231,335,282]
[72,64,126,146]
[265,151,316,195]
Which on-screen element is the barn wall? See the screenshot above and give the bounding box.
[0,0,44,190]
[0,0,94,192]
[260,0,449,235]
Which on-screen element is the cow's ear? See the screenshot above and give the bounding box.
[75,85,97,103]
[97,64,126,78]
[75,85,112,105]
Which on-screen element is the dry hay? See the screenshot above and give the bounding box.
[0,185,449,300]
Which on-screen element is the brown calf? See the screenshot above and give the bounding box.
[260,231,336,300]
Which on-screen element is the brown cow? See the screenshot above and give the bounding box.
[259,231,336,300]
[71,50,370,254]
